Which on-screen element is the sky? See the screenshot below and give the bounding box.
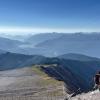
[0,0,100,35]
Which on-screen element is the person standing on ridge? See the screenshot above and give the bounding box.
[94,71,100,90]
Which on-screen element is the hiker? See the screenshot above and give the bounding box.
[94,71,100,90]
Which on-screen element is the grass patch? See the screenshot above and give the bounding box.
[32,65,47,76]
[32,65,63,86]
[32,65,64,97]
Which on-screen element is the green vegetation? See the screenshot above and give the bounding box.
[32,65,47,76]
[32,65,64,96]
[32,65,63,86]
[32,65,62,85]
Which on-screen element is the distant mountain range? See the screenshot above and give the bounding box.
[1,51,100,70]
[0,52,46,70]
[0,33,100,57]
[26,33,63,45]
[35,33,100,57]
[0,37,24,51]
[58,53,100,61]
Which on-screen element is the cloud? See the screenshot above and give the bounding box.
[0,26,100,35]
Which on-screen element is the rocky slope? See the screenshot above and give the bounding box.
[71,89,100,100]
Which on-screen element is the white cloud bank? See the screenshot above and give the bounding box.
[0,27,100,35]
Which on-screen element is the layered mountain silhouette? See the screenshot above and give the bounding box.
[58,53,100,61]
[0,52,46,70]
[26,33,63,45]
[0,37,24,51]
[35,33,100,57]
[0,33,100,57]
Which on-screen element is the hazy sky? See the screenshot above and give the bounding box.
[0,0,100,34]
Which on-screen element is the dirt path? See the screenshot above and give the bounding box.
[0,67,64,100]
[0,67,41,91]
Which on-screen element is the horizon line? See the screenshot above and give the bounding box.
[0,27,100,35]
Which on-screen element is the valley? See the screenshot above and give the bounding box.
[1,33,100,57]
[0,0,100,99]
[0,33,100,99]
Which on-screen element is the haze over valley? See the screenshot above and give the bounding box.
[0,33,100,58]
[0,33,100,96]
